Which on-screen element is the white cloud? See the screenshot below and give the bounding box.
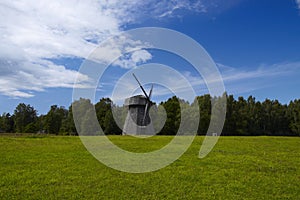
[110,50,153,69]
[99,61,300,105]
[183,62,300,95]
[0,0,206,98]
[89,35,153,68]
[297,0,300,9]
[0,59,91,98]
[131,50,153,64]
[102,0,206,20]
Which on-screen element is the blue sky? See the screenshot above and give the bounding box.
[0,0,300,115]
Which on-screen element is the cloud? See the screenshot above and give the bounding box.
[0,0,206,98]
[89,35,153,68]
[184,62,300,95]
[131,50,153,64]
[103,0,206,20]
[0,59,91,98]
[111,50,153,69]
[0,0,119,98]
[98,61,300,106]
[297,0,300,9]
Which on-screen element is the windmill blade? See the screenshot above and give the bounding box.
[148,84,153,100]
[132,73,150,100]
[142,102,149,126]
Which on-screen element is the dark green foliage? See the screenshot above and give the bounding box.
[223,95,236,135]
[13,103,37,133]
[159,96,181,135]
[195,94,211,135]
[246,96,264,135]
[1,94,300,135]
[0,113,14,133]
[103,110,122,135]
[60,105,77,135]
[288,99,300,136]
[44,105,68,134]
[96,98,122,135]
[24,122,37,133]
[72,98,98,136]
[95,98,112,129]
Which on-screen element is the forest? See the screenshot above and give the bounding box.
[0,94,299,136]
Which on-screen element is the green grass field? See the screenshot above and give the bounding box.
[0,135,299,199]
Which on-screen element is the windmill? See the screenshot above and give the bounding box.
[122,73,155,136]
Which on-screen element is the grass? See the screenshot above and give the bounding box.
[0,135,299,199]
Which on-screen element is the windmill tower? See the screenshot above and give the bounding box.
[122,73,155,136]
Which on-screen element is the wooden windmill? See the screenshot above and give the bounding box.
[122,73,155,135]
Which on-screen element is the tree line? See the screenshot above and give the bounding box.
[0,94,299,136]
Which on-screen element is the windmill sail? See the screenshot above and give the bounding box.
[132,73,153,126]
[133,73,150,101]
[122,74,155,135]
[142,84,153,125]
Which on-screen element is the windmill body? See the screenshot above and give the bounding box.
[122,74,155,136]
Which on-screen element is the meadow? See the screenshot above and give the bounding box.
[0,135,299,199]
